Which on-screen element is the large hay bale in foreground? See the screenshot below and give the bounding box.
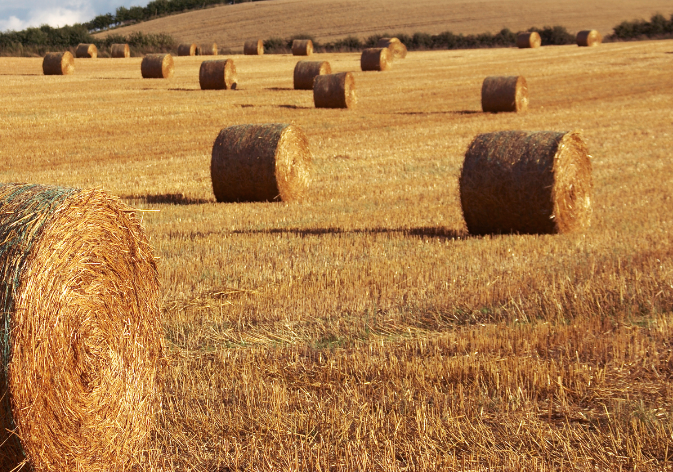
[292,39,313,56]
[577,30,602,47]
[481,76,528,113]
[200,59,237,90]
[460,131,593,235]
[313,72,356,109]
[178,43,198,56]
[200,43,218,55]
[377,37,407,59]
[516,32,541,48]
[244,39,264,55]
[75,43,98,58]
[294,60,331,90]
[361,48,392,71]
[111,43,130,58]
[211,124,312,202]
[42,51,74,75]
[141,54,174,79]
[0,183,161,471]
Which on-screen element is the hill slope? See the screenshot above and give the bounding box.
[95,0,672,50]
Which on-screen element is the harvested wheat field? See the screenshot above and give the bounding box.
[0,40,671,470]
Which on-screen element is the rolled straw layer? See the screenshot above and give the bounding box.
[199,59,237,90]
[211,124,312,202]
[111,43,130,58]
[0,183,161,471]
[481,76,528,113]
[178,43,198,56]
[577,30,602,47]
[313,72,356,109]
[294,60,331,90]
[377,37,407,59]
[42,51,74,75]
[292,39,313,56]
[141,54,174,78]
[516,32,541,48]
[361,48,392,71]
[244,39,264,55]
[460,131,593,235]
[75,43,98,58]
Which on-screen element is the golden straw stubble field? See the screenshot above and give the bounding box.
[0,39,672,470]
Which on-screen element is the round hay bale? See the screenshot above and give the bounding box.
[0,183,161,471]
[75,43,98,58]
[141,54,174,79]
[313,72,356,109]
[459,130,593,235]
[293,60,331,90]
[178,43,198,56]
[377,37,407,59]
[292,39,313,56]
[211,124,312,202]
[516,32,541,48]
[576,30,602,47]
[481,76,528,113]
[199,59,237,90]
[200,43,218,55]
[361,47,392,71]
[111,43,130,58]
[244,39,264,55]
[42,51,74,76]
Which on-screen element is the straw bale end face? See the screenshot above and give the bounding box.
[199,59,237,90]
[293,60,331,90]
[577,30,602,47]
[42,51,74,75]
[516,32,541,48]
[75,43,98,58]
[361,48,392,71]
[211,124,313,202]
[459,130,593,235]
[377,37,408,59]
[141,54,174,79]
[111,43,130,58]
[482,76,528,113]
[313,72,356,109]
[244,39,264,55]
[292,39,313,56]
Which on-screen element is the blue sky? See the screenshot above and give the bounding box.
[0,0,141,31]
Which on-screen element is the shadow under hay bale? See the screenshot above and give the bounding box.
[178,43,198,56]
[42,51,74,75]
[313,72,356,109]
[0,183,161,471]
[75,43,97,58]
[199,59,237,90]
[516,32,541,48]
[577,30,602,47]
[292,39,313,56]
[294,60,331,90]
[361,48,392,71]
[111,43,130,58]
[211,124,312,202]
[141,54,174,79]
[200,43,218,55]
[459,130,593,235]
[244,39,264,55]
[377,37,407,59]
[481,76,528,113]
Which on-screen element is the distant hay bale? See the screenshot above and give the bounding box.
[211,124,312,202]
[0,183,161,471]
[178,43,198,56]
[576,30,602,47]
[244,39,264,55]
[459,130,593,235]
[199,59,237,90]
[111,43,130,58]
[294,60,331,90]
[42,51,74,75]
[141,54,174,79]
[313,72,356,109]
[377,37,407,59]
[481,76,528,113]
[200,43,218,55]
[516,32,541,48]
[361,48,392,71]
[75,43,98,58]
[292,39,313,56]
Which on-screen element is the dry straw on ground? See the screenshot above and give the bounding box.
[200,43,218,55]
[460,130,593,234]
[481,76,528,113]
[0,183,161,472]
[293,60,331,90]
[244,39,264,55]
[211,124,312,202]
[42,51,74,75]
[313,71,356,109]
[75,43,98,58]
[141,54,174,79]
[361,47,392,71]
[110,43,130,58]
[577,29,602,46]
[178,43,198,56]
[292,39,313,56]
[516,31,541,48]
[199,59,237,90]
[377,37,408,59]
